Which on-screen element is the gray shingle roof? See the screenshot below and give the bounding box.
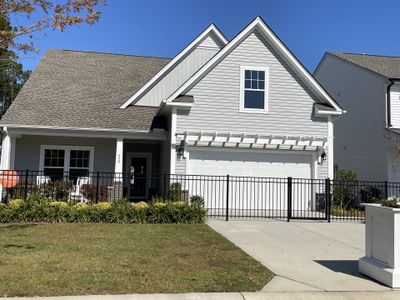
[331,52,400,79]
[0,49,172,131]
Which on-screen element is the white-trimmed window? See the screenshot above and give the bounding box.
[39,145,94,180]
[240,66,269,113]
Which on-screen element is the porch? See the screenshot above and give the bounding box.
[0,131,170,201]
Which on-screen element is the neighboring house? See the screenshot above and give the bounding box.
[0,17,342,201]
[315,52,400,181]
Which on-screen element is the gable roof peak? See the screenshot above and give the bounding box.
[119,23,228,109]
[165,16,343,113]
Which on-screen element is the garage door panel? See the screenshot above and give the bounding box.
[185,149,314,212]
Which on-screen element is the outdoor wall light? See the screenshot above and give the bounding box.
[318,151,327,164]
[176,141,185,159]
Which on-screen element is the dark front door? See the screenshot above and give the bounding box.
[128,156,148,199]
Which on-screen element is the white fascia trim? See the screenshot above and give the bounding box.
[164,102,193,108]
[165,17,343,113]
[3,124,165,135]
[4,124,167,140]
[119,24,228,109]
[315,106,345,116]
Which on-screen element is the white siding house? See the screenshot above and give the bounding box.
[0,17,342,206]
[315,52,400,181]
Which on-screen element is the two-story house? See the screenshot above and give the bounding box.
[0,17,342,204]
[315,52,400,181]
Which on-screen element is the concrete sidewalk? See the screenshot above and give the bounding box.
[208,220,390,292]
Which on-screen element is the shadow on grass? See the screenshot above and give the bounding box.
[0,244,35,250]
[1,224,40,230]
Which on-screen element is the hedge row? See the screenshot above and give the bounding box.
[0,195,207,224]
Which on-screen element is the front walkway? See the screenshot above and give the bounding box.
[208,220,390,292]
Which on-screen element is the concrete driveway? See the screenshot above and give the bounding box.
[208,220,390,292]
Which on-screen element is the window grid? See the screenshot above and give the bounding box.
[242,68,267,110]
[44,149,65,168]
[244,70,265,91]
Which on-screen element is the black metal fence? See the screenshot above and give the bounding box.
[0,170,397,222]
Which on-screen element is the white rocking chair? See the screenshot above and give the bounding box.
[70,177,91,202]
[36,175,50,186]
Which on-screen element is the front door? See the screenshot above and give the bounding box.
[127,154,151,199]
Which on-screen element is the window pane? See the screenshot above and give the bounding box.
[43,168,64,181]
[251,70,258,80]
[259,80,265,90]
[245,79,251,89]
[251,80,258,89]
[244,90,264,109]
[69,169,89,184]
[245,70,251,80]
[69,150,90,169]
[44,149,65,167]
[259,71,265,80]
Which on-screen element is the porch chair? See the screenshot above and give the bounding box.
[70,177,91,202]
[36,175,50,186]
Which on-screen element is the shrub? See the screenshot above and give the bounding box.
[171,201,187,207]
[94,201,111,210]
[81,184,109,202]
[49,201,68,208]
[379,197,400,208]
[333,170,358,209]
[9,199,24,208]
[39,180,74,201]
[190,195,205,207]
[0,196,206,224]
[169,182,182,201]
[135,201,149,209]
[73,202,89,210]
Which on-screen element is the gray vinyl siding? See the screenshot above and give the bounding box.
[175,158,186,175]
[15,135,116,172]
[318,160,328,179]
[176,29,328,137]
[135,35,221,107]
[315,54,390,181]
[390,83,400,128]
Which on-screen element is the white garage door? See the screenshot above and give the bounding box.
[189,150,312,178]
[182,149,315,213]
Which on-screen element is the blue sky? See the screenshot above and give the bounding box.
[14,0,400,72]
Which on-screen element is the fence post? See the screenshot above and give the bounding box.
[163,173,167,202]
[385,181,388,199]
[95,171,100,203]
[24,169,29,199]
[226,175,229,221]
[325,178,331,223]
[287,177,292,222]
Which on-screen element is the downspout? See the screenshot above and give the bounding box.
[387,80,395,128]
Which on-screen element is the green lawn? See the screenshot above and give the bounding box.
[0,223,273,296]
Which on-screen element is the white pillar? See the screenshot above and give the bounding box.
[327,116,334,179]
[1,130,15,170]
[114,138,124,181]
[170,107,177,174]
[0,129,16,202]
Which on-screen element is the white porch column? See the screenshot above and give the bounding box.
[114,137,124,181]
[0,129,16,170]
[170,107,177,174]
[327,116,334,179]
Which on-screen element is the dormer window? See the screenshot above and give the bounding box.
[240,66,269,113]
